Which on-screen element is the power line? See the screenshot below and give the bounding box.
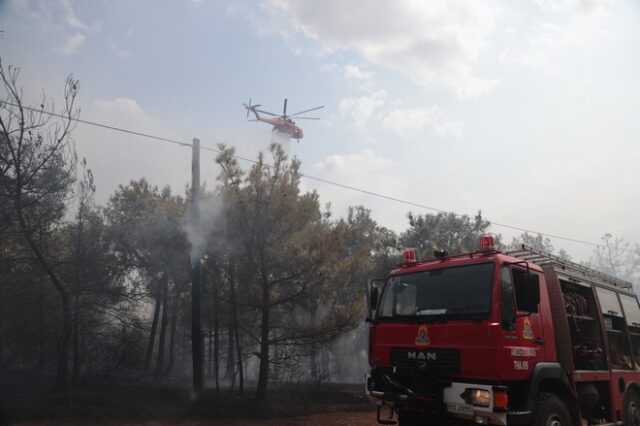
[201,147,600,247]
[0,100,612,249]
[0,101,190,148]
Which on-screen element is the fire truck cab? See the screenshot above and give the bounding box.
[367,237,640,426]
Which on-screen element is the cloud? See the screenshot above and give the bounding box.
[344,64,372,81]
[320,63,339,73]
[339,90,386,129]
[308,149,415,232]
[338,89,463,138]
[264,0,499,98]
[532,0,610,15]
[382,107,464,138]
[499,0,613,73]
[92,98,152,125]
[313,149,394,175]
[73,97,193,207]
[498,48,558,74]
[11,0,98,57]
[107,40,130,58]
[57,32,86,56]
[61,0,89,31]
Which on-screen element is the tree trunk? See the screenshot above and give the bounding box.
[72,210,84,385]
[35,289,45,372]
[228,260,243,396]
[310,348,318,383]
[71,289,80,384]
[208,328,213,379]
[255,262,270,400]
[225,322,235,382]
[164,287,179,376]
[56,291,72,390]
[321,346,330,383]
[191,254,203,394]
[143,287,162,375]
[213,272,220,394]
[309,307,318,383]
[15,210,71,390]
[154,275,169,380]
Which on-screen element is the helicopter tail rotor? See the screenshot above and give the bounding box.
[242,98,252,118]
[243,98,262,119]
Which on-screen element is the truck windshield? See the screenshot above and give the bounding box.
[376,262,495,320]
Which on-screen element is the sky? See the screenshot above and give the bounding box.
[1,0,639,263]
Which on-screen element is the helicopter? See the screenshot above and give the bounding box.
[243,98,324,140]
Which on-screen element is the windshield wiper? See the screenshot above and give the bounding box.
[416,308,447,316]
[445,311,488,320]
[375,315,447,324]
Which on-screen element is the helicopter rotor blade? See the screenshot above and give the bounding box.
[290,105,325,116]
[254,108,277,117]
[283,98,288,116]
[292,117,320,120]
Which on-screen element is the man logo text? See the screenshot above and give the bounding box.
[407,352,437,361]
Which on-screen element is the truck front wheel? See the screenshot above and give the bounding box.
[624,390,640,426]
[532,392,571,426]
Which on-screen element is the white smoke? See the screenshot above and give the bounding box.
[270,130,291,154]
[182,192,224,265]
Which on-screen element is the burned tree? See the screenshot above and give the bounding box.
[0,60,79,389]
[105,179,188,378]
[216,144,362,399]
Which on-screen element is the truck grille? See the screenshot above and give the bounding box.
[390,348,460,375]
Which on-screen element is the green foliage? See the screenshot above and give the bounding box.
[401,211,493,258]
[215,144,380,394]
[106,179,188,283]
[217,144,364,340]
[508,232,554,252]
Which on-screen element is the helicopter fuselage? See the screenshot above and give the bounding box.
[251,111,304,139]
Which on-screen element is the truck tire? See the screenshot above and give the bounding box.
[532,392,571,426]
[624,390,640,426]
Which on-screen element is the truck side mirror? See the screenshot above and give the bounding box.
[368,279,385,320]
[371,286,379,311]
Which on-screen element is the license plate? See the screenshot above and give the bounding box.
[447,402,474,416]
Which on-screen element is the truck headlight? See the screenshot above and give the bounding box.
[469,389,491,407]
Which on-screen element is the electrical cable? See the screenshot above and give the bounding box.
[0,101,190,148]
[0,100,619,249]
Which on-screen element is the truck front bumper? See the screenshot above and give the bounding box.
[367,375,520,426]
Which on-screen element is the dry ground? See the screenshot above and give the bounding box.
[11,413,376,426]
[0,379,378,426]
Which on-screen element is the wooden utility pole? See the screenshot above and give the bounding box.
[191,138,203,394]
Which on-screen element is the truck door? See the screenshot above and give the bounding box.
[595,287,635,421]
[501,266,546,378]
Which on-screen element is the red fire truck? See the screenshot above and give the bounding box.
[367,236,640,426]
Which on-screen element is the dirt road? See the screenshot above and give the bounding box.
[13,412,377,426]
[2,383,378,426]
